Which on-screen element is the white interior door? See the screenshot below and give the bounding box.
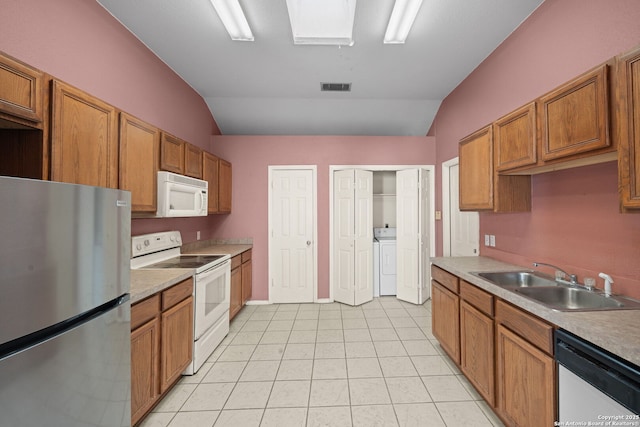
[418,169,430,303]
[450,164,479,256]
[354,169,373,305]
[333,169,373,306]
[269,168,315,303]
[396,169,430,304]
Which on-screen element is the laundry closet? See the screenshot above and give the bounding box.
[372,171,398,297]
[331,166,434,307]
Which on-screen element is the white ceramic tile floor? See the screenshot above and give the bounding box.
[140,297,504,427]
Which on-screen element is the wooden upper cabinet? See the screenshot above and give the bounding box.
[495,102,536,171]
[459,124,531,212]
[617,45,640,210]
[160,132,184,174]
[203,151,219,214]
[459,125,494,210]
[0,52,44,124]
[185,143,203,179]
[540,63,611,161]
[218,158,232,213]
[51,80,118,188]
[119,113,159,212]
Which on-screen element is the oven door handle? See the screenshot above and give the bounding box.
[198,259,230,279]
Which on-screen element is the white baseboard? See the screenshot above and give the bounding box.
[245,300,270,305]
[247,299,334,305]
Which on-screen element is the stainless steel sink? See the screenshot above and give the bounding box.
[473,270,640,311]
[514,286,639,311]
[473,270,557,287]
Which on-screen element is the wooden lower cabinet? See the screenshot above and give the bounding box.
[160,296,193,393]
[431,266,557,426]
[229,258,242,320]
[131,278,194,426]
[460,300,495,405]
[230,249,252,321]
[496,324,555,426]
[131,317,160,425]
[241,249,252,305]
[431,281,460,364]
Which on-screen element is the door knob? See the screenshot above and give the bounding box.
[306,240,311,246]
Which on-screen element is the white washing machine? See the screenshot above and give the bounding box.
[374,227,397,296]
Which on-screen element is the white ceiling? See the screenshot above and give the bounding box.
[96,0,543,136]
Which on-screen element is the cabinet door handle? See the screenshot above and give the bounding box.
[306,240,311,246]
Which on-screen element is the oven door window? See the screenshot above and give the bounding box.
[195,263,230,339]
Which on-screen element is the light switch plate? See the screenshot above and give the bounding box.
[484,234,490,246]
[435,210,442,220]
[196,231,201,240]
[489,235,496,247]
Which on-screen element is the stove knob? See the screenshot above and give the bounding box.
[144,239,150,247]
[136,243,142,251]
[170,235,175,242]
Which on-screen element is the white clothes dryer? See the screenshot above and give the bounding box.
[373,227,397,296]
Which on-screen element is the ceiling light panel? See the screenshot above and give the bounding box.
[211,0,254,41]
[384,0,423,44]
[286,0,357,46]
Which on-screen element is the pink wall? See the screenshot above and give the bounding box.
[1,0,220,147]
[1,0,222,243]
[208,135,436,300]
[431,0,640,298]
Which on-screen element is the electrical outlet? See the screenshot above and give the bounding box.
[196,231,201,240]
[489,235,496,247]
[484,234,490,246]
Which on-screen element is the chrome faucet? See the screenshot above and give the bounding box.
[532,262,578,284]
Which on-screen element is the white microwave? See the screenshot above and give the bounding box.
[157,171,208,217]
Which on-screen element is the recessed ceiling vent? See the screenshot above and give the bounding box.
[321,82,351,92]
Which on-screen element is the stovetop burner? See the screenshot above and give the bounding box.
[142,255,226,269]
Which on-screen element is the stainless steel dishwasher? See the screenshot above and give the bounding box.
[555,329,640,424]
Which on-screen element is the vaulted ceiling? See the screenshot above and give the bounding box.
[97,0,544,136]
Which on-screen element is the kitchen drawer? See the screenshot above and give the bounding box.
[496,299,554,355]
[162,278,193,311]
[131,294,160,330]
[431,265,459,294]
[241,249,252,263]
[231,254,242,270]
[460,280,494,317]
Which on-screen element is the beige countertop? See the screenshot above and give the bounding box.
[130,269,193,303]
[182,244,252,257]
[130,243,253,304]
[431,256,640,367]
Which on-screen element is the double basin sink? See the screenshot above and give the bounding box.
[472,271,640,311]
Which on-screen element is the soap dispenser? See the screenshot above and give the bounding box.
[598,272,614,297]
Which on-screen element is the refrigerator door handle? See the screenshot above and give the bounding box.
[0,294,129,361]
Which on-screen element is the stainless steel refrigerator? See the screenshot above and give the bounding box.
[0,176,132,427]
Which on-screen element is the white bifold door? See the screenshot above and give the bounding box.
[333,169,373,306]
[396,169,430,305]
